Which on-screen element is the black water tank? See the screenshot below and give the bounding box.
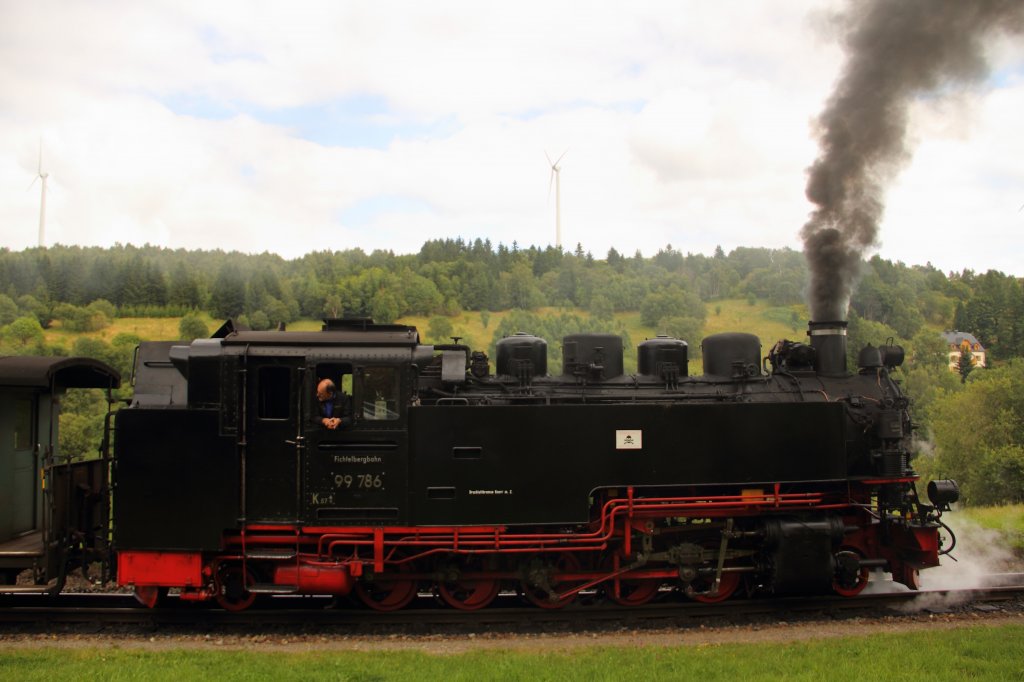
[562,333,624,379]
[496,333,548,377]
[702,332,761,378]
[638,336,689,377]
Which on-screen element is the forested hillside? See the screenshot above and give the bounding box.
[2,240,1022,359]
[1,239,1022,504]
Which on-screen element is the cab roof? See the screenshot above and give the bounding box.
[0,356,121,390]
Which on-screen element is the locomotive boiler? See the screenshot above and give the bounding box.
[107,317,956,610]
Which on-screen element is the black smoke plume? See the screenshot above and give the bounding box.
[802,0,1024,321]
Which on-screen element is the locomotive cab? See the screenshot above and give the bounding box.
[300,359,412,524]
[229,354,414,525]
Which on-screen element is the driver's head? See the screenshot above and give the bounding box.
[316,378,336,402]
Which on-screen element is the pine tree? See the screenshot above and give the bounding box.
[957,344,975,384]
[210,264,246,318]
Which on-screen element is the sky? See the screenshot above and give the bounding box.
[1,1,1022,274]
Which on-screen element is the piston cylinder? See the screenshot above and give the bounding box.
[274,562,355,595]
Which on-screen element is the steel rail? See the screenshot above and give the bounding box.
[2,578,1022,629]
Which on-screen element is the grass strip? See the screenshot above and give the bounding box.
[2,622,1023,681]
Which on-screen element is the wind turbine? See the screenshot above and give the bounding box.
[546,150,567,250]
[28,141,48,248]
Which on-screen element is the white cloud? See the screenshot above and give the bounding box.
[0,0,1021,274]
[884,84,1024,274]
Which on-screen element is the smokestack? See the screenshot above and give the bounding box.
[801,0,1024,321]
[808,320,847,377]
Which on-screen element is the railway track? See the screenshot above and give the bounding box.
[3,575,1023,631]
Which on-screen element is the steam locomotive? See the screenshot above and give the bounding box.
[2,318,957,611]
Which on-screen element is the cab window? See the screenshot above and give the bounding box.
[257,366,291,420]
[312,363,353,425]
[314,364,353,400]
[362,366,400,421]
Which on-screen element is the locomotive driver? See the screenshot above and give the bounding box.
[316,378,345,430]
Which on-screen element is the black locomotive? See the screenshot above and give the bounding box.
[2,318,958,610]
[106,317,955,610]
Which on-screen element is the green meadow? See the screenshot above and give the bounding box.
[1,624,1022,681]
[959,505,1024,555]
[44,298,811,376]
